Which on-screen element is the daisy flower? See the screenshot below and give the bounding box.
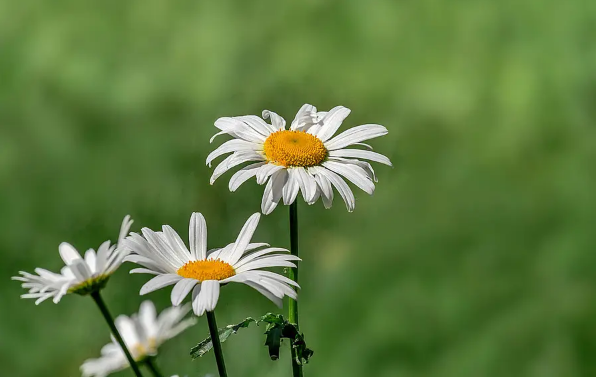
[13,215,133,303]
[207,104,392,214]
[81,300,196,377]
[124,212,299,316]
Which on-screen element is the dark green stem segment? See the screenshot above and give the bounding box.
[288,202,303,377]
[145,357,164,377]
[90,291,144,377]
[206,311,228,377]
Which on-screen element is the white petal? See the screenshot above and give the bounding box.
[171,278,198,306]
[258,277,296,299]
[209,243,233,261]
[295,168,318,203]
[191,284,204,316]
[140,274,182,295]
[260,178,277,215]
[317,168,355,212]
[162,225,191,263]
[283,169,300,205]
[209,130,230,144]
[210,151,265,184]
[214,117,268,141]
[353,142,373,150]
[130,268,161,275]
[235,257,298,274]
[200,280,220,312]
[322,160,375,194]
[290,103,317,131]
[70,260,92,281]
[206,139,260,167]
[325,124,388,150]
[312,106,351,142]
[332,157,378,182]
[95,240,112,273]
[224,213,261,266]
[233,247,290,269]
[59,242,82,265]
[229,162,267,192]
[142,228,186,267]
[261,169,286,215]
[124,254,167,273]
[242,279,282,308]
[329,149,392,166]
[262,110,286,130]
[139,300,157,332]
[84,249,97,274]
[246,242,270,251]
[256,164,284,185]
[189,212,207,260]
[253,270,300,288]
[118,215,134,244]
[115,316,139,346]
[236,115,278,135]
[311,166,334,209]
[125,234,178,273]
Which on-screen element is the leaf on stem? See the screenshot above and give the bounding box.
[259,313,314,365]
[190,317,256,359]
[189,313,313,365]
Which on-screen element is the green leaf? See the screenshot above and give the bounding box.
[189,313,314,365]
[190,317,256,359]
[264,324,283,360]
[258,313,314,365]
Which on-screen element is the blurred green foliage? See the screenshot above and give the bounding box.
[1,0,596,376]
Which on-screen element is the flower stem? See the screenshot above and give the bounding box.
[288,201,303,377]
[90,291,144,377]
[206,310,228,377]
[145,357,164,377]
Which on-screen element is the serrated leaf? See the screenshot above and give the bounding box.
[258,313,314,364]
[190,317,256,359]
[264,324,283,360]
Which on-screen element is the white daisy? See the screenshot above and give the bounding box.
[13,215,134,303]
[124,212,299,316]
[207,103,392,214]
[81,300,196,377]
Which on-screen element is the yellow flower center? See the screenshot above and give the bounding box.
[177,259,236,281]
[263,130,327,167]
[131,337,157,360]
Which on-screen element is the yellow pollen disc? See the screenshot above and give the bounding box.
[177,259,236,282]
[263,130,327,167]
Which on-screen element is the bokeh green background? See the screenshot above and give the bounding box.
[2,1,596,376]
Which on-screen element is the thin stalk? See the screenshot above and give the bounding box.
[145,357,164,377]
[90,291,144,377]
[206,311,228,377]
[288,201,303,377]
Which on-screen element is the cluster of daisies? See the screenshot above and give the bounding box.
[13,104,390,377]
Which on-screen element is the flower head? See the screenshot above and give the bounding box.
[207,104,392,214]
[81,300,196,377]
[13,215,134,303]
[124,212,299,316]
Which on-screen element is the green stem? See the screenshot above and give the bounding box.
[206,311,228,377]
[288,202,303,377]
[90,291,144,377]
[145,357,164,377]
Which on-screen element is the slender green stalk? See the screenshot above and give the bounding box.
[145,357,164,377]
[206,311,228,377]
[90,291,144,377]
[288,202,303,377]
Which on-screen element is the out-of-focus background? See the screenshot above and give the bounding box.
[2,1,596,376]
